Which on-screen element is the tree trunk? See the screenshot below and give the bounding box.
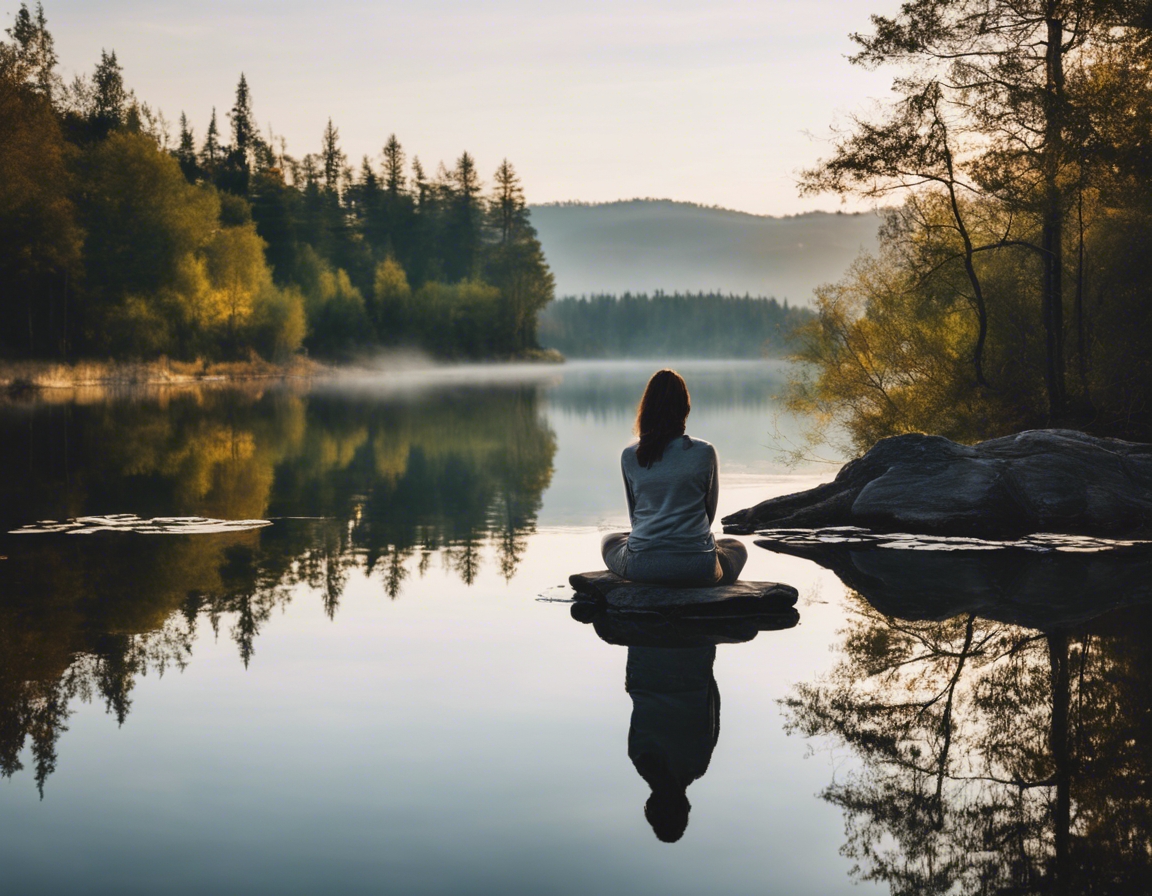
[1074,186,1089,396]
[1042,16,1067,421]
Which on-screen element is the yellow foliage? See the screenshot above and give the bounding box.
[789,251,1004,451]
[203,224,272,336]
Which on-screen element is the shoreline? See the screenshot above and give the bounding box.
[0,357,327,391]
[1,349,568,394]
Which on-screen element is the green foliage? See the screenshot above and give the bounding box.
[787,245,1010,451]
[0,7,557,362]
[412,279,503,357]
[294,246,371,358]
[5,2,58,99]
[79,131,220,347]
[248,283,306,361]
[203,222,272,346]
[799,0,1152,441]
[0,45,80,355]
[539,292,812,359]
[89,48,126,136]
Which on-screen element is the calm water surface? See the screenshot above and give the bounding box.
[2,360,1150,895]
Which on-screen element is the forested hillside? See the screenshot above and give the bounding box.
[529,200,881,305]
[538,292,813,358]
[0,3,553,362]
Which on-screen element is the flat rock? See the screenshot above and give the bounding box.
[569,570,798,613]
[723,429,1152,537]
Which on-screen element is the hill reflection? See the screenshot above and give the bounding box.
[766,538,1152,894]
[0,384,555,792]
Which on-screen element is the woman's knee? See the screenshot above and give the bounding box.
[717,537,747,557]
[601,531,631,577]
[601,531,628,551]
[716,538,748,584]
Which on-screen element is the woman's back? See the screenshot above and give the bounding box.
[621,434,717,554]
[601,368,746,586]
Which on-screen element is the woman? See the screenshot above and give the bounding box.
[601,369,747,586]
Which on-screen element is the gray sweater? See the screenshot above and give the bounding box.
[621,434,718,553]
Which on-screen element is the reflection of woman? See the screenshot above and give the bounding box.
[602,369,747,585]
[627,645,719,843]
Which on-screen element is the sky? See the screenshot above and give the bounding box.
[24,0,902,216]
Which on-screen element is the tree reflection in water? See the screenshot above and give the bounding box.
[0,384,556,792]
[773,539,1152,894]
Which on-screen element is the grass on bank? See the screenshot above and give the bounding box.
[0,356,325,391]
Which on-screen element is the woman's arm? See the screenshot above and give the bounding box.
[623,452,637,525]
[705,445,719,524]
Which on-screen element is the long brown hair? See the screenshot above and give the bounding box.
[634,369,691,468]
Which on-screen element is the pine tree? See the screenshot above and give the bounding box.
[382,134,406,196]
[321,119,345,194]
[229,73,256,167]
[351,155,381,242]
[489,159,528,244]
[199,107,222,170]
[91,49,126,135]
[174,112,198,181]
[407,156,436,282]
[444,152,483,280]
[411,157,429,209]
[482,160,553,352]
[358,156,379,195]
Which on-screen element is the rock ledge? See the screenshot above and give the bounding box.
[723,429,1152,537]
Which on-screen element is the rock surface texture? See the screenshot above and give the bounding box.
[569,570,798,614]
[722,429,1152,537]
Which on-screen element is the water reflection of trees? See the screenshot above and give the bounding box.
[545,364,784,419]
[784,592,1152,894]
[0,384,555,791]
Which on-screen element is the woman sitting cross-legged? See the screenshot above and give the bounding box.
[601,368,747,586]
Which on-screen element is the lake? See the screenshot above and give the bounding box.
[2,360,1149,895]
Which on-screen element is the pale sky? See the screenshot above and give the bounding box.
[23,0,901,215]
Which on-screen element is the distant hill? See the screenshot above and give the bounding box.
[528,199,883,307]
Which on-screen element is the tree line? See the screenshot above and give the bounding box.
[789,0,1152,447]
[538,292,813,358]
[0,3,555,362]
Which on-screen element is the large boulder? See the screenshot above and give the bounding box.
[723,429,1152,537]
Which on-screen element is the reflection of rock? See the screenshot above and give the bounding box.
[757,534,1152,629]
[569,570,798,613]
[724,429,1152,537]
[573,601,798,648]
